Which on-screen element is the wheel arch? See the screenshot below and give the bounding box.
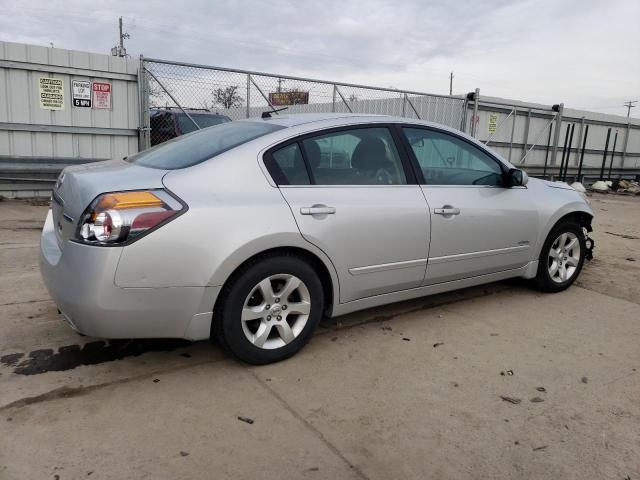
[211,243,338,319]
[533,203,594,260]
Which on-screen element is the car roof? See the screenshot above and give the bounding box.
[245,112,383,127]
[240,112,465,138]
[150,108,229,117]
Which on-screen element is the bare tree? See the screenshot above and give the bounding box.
[212,86,244,109]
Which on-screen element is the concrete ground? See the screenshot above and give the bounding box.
[0,194,638,480]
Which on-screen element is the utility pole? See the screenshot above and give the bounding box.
[111,16,130,57]
[276,78,285,92]
[449,72,453,96]
[624,100,637,117]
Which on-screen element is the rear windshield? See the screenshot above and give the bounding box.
[126,121,284,170]
[177,113,230,134]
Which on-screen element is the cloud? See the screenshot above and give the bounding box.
[1,0,638,116]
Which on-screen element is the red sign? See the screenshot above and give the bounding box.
[92,81,112,109]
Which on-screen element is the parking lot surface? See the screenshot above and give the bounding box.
[1,194,639,479]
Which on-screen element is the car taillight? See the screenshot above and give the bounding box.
[75,190,184,245]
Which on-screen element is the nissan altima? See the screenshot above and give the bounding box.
[40,113,594,364]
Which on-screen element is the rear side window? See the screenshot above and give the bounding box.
[302,128,406,185]
[271,143,310,185]
[127,121,284,170]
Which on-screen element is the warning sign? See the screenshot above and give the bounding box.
[72,80,92,107]
[488,113,498,134]
[39,77,65,110]
[92,81,112,109]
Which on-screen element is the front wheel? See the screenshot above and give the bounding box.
[212,254,324,364]
[534,222,586,292]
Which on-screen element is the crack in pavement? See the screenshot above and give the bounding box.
[0,243,40,250]
[0,298,51,307]
[247,368,370,480]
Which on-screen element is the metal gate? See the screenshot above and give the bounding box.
[139,57,468,147]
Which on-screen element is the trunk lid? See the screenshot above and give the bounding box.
[51,159,168,248]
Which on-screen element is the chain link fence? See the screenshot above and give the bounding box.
[140,58,467,147]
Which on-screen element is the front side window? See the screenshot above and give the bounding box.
[403,128,504,186]
[127,121,284,170]
[301,127,407,185]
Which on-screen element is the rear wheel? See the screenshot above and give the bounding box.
[534,222,586,292]
[212,254,324,364]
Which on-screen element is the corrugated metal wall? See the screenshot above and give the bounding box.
[0,41,140,197]
[470,97,640,180]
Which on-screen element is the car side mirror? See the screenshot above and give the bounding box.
[507,168,528,187]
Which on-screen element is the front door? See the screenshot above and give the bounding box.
[400,126,539,285]
[266,125,431,303]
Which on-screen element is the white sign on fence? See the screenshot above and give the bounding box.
[38,77,64,110]
[72,80,92,107]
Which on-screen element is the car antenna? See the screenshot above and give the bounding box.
[261,107,288,119]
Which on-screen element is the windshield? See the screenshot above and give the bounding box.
[177,113,231,134]
[126,121,284,170]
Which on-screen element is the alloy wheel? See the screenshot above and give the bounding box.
[241,274,311,349]
[547,232,581,283]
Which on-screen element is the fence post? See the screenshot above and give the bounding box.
[508,106,517,162]
[621,122,630,169]
[608,130,618,180]
[471,88,480,138]
[543,119,554,178]
[246,74,251,119]
[522,108,532,156]
[558,123,571,180]
[577,124,589,181]
[138,55,151,151]
[332,85,337,113]
[599,128,612,179]
[461,97,469,134]
[550,103,564,165]
[574,117,585,166]
[562,123,575,181]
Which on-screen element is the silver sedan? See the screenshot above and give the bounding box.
[40,113,594,364]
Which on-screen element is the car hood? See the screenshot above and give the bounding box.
[536,178,575,191]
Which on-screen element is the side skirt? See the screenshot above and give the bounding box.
[330,262,536,318]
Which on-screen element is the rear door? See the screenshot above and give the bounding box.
[400,126,539,285]
[265,125,431,303]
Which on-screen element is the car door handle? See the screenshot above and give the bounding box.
[433,207,460,215]
[300,206,336,215]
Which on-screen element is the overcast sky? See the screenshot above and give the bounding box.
[1,0,638,117]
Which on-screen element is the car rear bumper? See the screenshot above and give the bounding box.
[39,210,219,341]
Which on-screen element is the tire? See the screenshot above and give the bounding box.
[533,221,586,293]
[212,253,324,364]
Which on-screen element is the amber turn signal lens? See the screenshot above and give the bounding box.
[95,191,164,211]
